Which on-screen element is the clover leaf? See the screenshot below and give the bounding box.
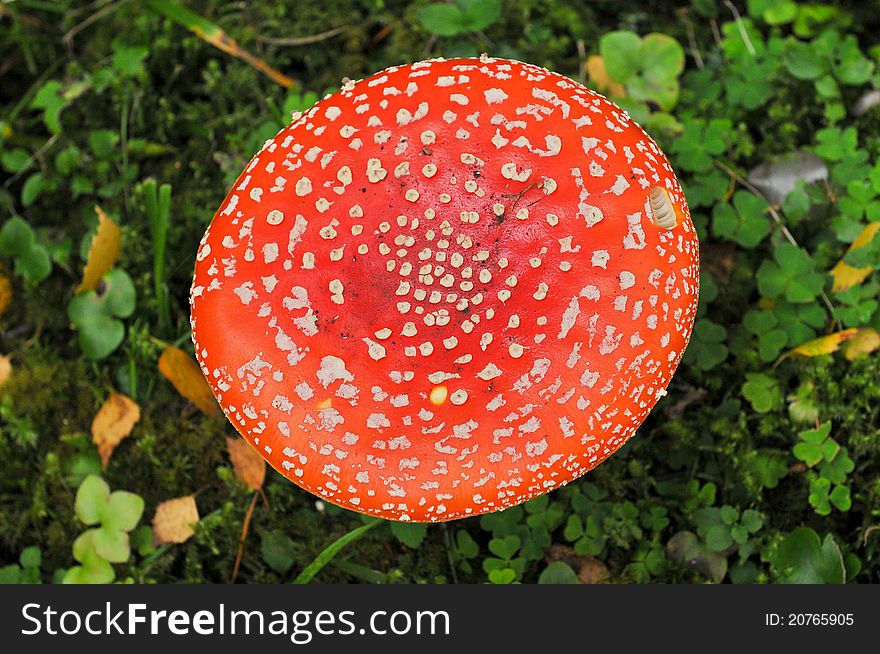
[65,475,145,584]
[713,190,771,248]
[417,0,501,37]
[683,318,728,370]
[742,372,781,413]
[64,531,115,584]
[769,528,845,584]
[757,243,826,303]
[68,268,135,359]
[600,31,684,111]
[0,217,52,284]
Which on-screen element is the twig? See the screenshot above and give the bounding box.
[677,8,704,70]
[2,134,57,188]
[709,18,723,48]
[576,39,587,84]
[63,0,130,52]
[714,159,838,321]
[230,491,259,583]
[422,34,438,59]
[723,0,756,56]
[257,26,347,47]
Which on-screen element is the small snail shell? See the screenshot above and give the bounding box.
[649,186,678,229]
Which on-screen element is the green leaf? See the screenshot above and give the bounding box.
[389,521,428,549]
[771,528,845,583]
[757,243,825,303]
[741,510,763,533]
[712,191,770,248]
[794,442,823,466]
[74,475,111,525]
[742,373,781,413]
[19,546,41,570]
[456,0,501,31]
[68,269,136,359]
[91,526,131,563]
[455,530,479,558]
[261,530,298,575]
[102,491,144,532]
[538,561,579,584]
[111,40,149,77]
[488,534,521,560]
[488,568,516,584]
[30,80,65,134]
[293,520,379,584]
[0,565,21,584]
[705,525,733,551]
[88,129,119,159]
[600,31,642,83]
[21,172,44,207]
[0,217,36,256]
[1,148,31,174]
[829,484,851,511]
[417,4,466,37]
[785,39,826,80]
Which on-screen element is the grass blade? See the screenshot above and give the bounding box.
[145,0,296,89]
[293,520,379,584]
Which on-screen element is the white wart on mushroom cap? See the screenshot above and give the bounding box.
[190,56,700,522]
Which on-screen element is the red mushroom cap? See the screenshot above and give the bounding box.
[191,56,699,522]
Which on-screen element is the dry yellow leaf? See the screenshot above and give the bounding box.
[158,346,219,415]
[153,495,199,545]
[77,206,121,293]
[0,275,11,317]
[788,328,858,357]
[91,392,141,467]
[842,327,880,361]
[226,437,266,491]
[830,222,880,292]
[586,55,626,98]
[0,355,12,386]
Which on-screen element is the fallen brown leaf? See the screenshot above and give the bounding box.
[586,55,626,98]
[77,206,121,293]
[158,346,219,415]
[546,544,609,584]
[153,495,199,545]
[0,274,11,317]
[0,355,12,386]
[842,327,880,361]
[91,392,141,467]
[226,437,265,491]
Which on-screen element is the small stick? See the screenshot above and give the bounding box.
[230,491,259,583]
[723,0,756,56]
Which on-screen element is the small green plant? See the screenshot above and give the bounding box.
[0,217,52,284]
[598,30,685,131]
[712,190,770,248]
[766,527,846,584]
[793,421,854,515]
[68,268,136,359]
[389,521,428,549]
[0,546,43,584]
[140,179,172,333]
[0,396,39,448]
[742,372,782,413]
[483,534,522,584]
[417,0,501,37]
[64,475,145,584]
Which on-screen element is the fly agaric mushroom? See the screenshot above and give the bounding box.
[190,56,699,522]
